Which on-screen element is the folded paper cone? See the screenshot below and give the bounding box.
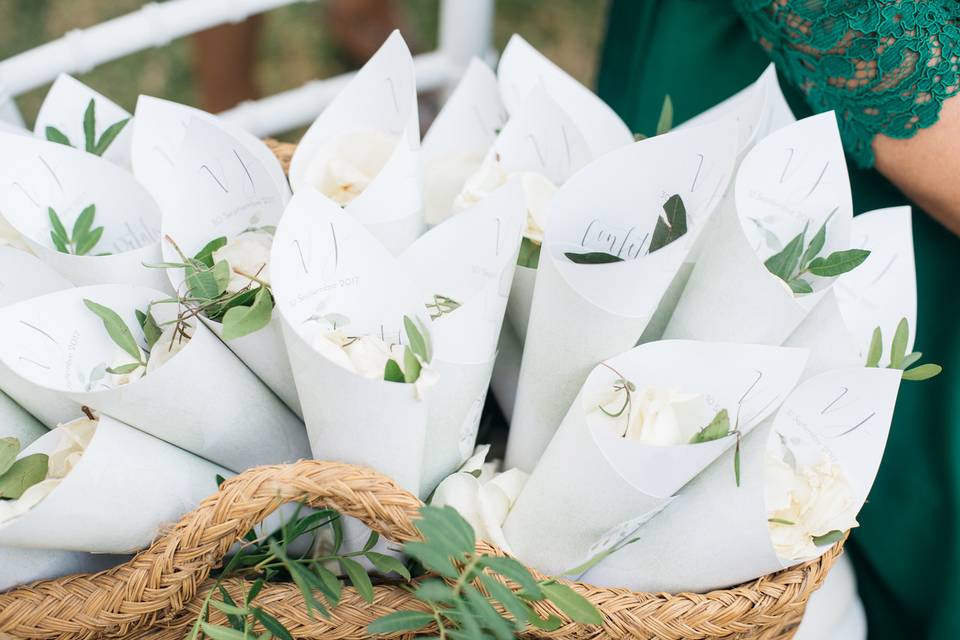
[0,414,229,553]
[0,284,309,472]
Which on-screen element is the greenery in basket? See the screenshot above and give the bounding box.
[191,496,602,640]
[0,437,48,501]
[45,98,130,157]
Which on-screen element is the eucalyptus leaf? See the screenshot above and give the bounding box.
[763,225,806,281]
[788,278,812,295]
[194,236,228,268]
[889,317,909,369]
[900,352,923,369]
[221,287,273,340]
[0,453,49,500]
[83,299,143,363]
[517,236,541,269]
[83,99,97,153]
[649,194,687,253]
[0,437,19,477]
[866,327,883,367]
[565,251,624,264]
[383,359,405,383]
[689,409,730,444]
[186,262,229,299]
[902,363,942,381]
[140,309,163,349]
[806,249,870,277]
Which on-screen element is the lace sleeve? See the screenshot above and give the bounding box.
[734,0,960,167]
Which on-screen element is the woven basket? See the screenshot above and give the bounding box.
[0,142,844,640]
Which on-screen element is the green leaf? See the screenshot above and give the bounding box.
[902,363,942,381]
[788,278,812,295]
[413,506,476,558]
[246,578,265,605]
[367,611,434,635]
[50,231,69,253]
[0,437,20,477]
[889,317,909,369]
[194,236,228,268]
[900,352,923,369]
[478,556,541,599]
[210,594,246,631]
[649,194,687,253]
[564,251,624,264]
[479,574,529,630]
[309,563,343,607]
[517,236,541,269]
[812,530,845,546]
[48,207,68,246]
[106,362,142,375]
[404,315,430,362]
[200,622,247,640]
[524,607,563,631]
[221,287,274,340]
[539,582,602,625]
[365,551,411,580]
[0,453,49,499]
[363,530,380,551]
[689,409,731,444]
[866,327,883,368]
[414,579,456,603]
[339,557,374,603]
[800,215,830,270]
[403,346,421,384]
[93,117,131,156]
[269,541,329,619]
[140,310,163,349]
[383,359,405,383]
[71,204,96,243]
[83,99,97,153]
[252,607,294,640]
[83,298,143,363]
[45,126,71,147]
[807,249,871,277]
[186,261,230,299]
[75,226,104,256]
[463,584,515,640]
[655,94,673,136]
[768,518,796,526]
[403,541,458,579]
[734,436,742,487]
[763,225,807,281]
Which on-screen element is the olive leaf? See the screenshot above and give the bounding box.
[135,308,163,349]
[193,236,228,268]
[649,194,687,253]
[0,437,19,477]
[81,98,131,157]
[403,315,431,363]
[565,251,624,264]
[866,317,942,382]
[655,94,674,136]
[806,249,871,277]
[45,126,71,147]
[517,236,541,269]
[763,215,869,292]
[763,223,807,281]
[0,453,49,500]
[812,530,845,546]
[221,286,273,340]
[402,347,421,384]
[83,298,145,365]
[689,409,731,444]
[49,204,106,256]
[383,359,405,383]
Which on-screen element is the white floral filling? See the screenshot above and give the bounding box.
[303,129,399,206]
[590,385,712,446]
[212,231,273,294]
[108,324,190,388]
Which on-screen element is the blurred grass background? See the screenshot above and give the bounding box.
[0,0,609,136]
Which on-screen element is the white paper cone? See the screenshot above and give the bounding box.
[0,415,228,553]
[664,113,853,345]
[0,133,168,291]
[132,95,290,211]
[490,321,522,421]
[783,290,861,378]
[581,367,901,592]
[0,284,309,472]
[422,58,506,226]
[0,391,47,448]
[399,181,526,494]
[505,123,737,471]
[34,74,133,168]
[271,188,432,495]
[160,118,300,416]
[0,546,124,593]
[503,340,808,576]
[497,34,633,157]
[506,265,536,342]
[289,31,423,255]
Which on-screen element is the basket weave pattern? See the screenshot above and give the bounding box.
[0,142,842,639]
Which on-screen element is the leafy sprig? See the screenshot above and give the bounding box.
[49,205,106,255]
[46,98,130,157]
[866,317,942,381]
[426,294,461,320]
[84,299,148,374]
[565,194,686,264]
[763,215,870,294]
[383,316,432,384]
[0,437,49,500]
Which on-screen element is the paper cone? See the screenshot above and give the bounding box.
[0,284,309,472]
[503,340,808,576]
[288,31,423,255]
[132,95,290,211]
[0,133,168,291]
[0,414,229,553]
[422,58,506,226]
[664,113,854,344]
[34,74,133,168]
[489,321,523,421]
[399,181,526,494]
[581,367,901,592]
[159,117,300,415]
[505,122,737,471]
[497,34,632,157]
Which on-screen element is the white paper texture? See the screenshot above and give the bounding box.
[131,95,290,211]
[582,367,901,592]
[289,31,423,255]
[0,284,309,472]
[497,34,632,157]
[505,122,737,471]
[490,321,522,421]
[503,340,808,576]
[0,133,168,291]
[0,546,124,593]
[0,389,47,450]
[0,415,229,553]
[161,118,300,415]
[664,113,853,345]
[34,74,133,168]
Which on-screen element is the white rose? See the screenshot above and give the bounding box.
[212,231,272,294]
[424,151,486,225]
[432,455,529,553]
[146,324,191,374]
[766,445,859,561]
[591,385,711,446]
[304,129,398,206]
[0,416,96,524]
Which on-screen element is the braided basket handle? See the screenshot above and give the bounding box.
[0,460,426,640]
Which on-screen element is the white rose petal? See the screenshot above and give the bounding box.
[304,129,398,206]
[212,231,273,294]
[591,385,711,446]
[452,153,509,213]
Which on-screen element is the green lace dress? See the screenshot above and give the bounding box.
[599,1,960,638]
